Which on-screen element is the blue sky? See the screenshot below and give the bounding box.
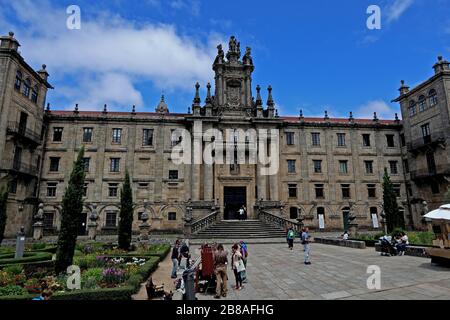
[1,0,449,118]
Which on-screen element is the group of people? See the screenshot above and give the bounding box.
[286,226,312,265]
[213,241,248,299]
[171,239,191,279]
[394,232,409,255]
[379,232,410,256]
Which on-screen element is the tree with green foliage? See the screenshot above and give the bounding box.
[382,168,405,233]
[0,180,9,245]
[118,170,133,250]
[55,147,86,274]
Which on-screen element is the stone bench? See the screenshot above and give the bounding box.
[374,243,430,258]
[313,237,366,249]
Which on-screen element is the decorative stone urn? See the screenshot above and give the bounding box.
[87,204,99,240]
[32,203,45,240]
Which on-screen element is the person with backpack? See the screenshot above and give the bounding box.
[239,241,248,283]
[287,226,295,250]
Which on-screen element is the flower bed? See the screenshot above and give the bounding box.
[0,243,167,300]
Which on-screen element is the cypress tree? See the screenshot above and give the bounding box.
[382,168,404,233]
[118,170,133,250]
[55,147,86,274]
[0,181,9,245]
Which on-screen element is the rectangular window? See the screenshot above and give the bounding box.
[339,160,348,174]
[421,124,431,143]
[403,159,409,174]
[389,161,399,175]
[337,133,346,147]
[386,134,395,148]
[311,133,320,146]
[313,160,322,173]
[287,160,296,173]
[409,105,416,117]
[341,184,351,199]
[362,134,371,147]
[9,179,18,194]
[105,212,117,227]
[364,161,374,174]
[368,184,376,198]
[143,129,154,146]
[43,212,54,229]
[286,132,295,145]
[49,157,60,172]
[288,184,297,198]
[393,184,401,197]
[46,183,57,197]
[110,158,120,172]
[315,184,324,199]
[112,128,122,144]
[83,128,93,143]
[169,170,179,180]
[168,212,177,221]
[53,127,63,142]
[82,157,90,172]
[108,184,118,197]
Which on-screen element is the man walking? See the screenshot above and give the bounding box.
[301,227,312,265]
[213,244,229,299]
[286,226,295,250]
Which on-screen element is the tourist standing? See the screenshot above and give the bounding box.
[286,226,295,250]
[342,231,349,240]
[171,240,180,279]
[302,227,312,265]
[238,206,245,221]
[231,243,245,290]
[239,241,248,283]
[180,240,191,269]
[213,244,229,299]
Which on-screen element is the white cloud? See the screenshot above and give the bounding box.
[0,0,219,110]
[354,100,400,119]
[385,0,415,24]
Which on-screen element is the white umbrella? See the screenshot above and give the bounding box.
[424,204,450,221]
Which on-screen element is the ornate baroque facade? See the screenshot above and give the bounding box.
[1,32,449,237]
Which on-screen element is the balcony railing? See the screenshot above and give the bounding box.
[410,164,450,181]
[407,131,446,153]
[7,122,42,146]
[1,159,39,177]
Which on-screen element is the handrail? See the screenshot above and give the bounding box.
[191,210,220,234]
[7,121,42,145]
[259,210,303,234]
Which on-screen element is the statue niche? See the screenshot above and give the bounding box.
[225,80,242,108]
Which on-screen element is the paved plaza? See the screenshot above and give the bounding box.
[141,242,450,300]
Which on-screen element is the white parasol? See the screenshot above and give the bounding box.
[424,204,450,221]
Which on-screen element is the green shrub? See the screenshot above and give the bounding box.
[0,285,28,297]
[31,243,47,250]
[127,274,142,291]
[3,264,23,275]
[73,254,105,269]
[81,268,103,289]
[0,252,52,266]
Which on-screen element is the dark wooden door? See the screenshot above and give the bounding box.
[224,187,246,220]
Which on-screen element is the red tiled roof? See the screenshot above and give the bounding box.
[281,116,400,125]
[49,110,188,117]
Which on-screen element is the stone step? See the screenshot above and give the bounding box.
[193,220,287,239]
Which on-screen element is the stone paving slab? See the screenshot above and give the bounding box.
[144,242,450,300]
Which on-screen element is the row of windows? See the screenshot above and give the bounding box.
[408,89,438,117]
[286,183,401,200]
[15,70,39,103]
[285,132,398,148]
[288,206,385,220]
[48,156,180,177]
[286,159,401,175]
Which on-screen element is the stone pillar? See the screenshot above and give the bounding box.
[269,174,279,201]
[87,204,99,240]
[32,203,44,241]
[15,227,25,259]
[256,164,267,200]
[203,164,213,201]
[191,122,202,201]
[139,201,151,242]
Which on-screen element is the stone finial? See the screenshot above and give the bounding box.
[267,85,274,107]
[395,113,400,122]
[373,112,378,121]
[74,103,79,114]
[8,31,14,37]
[103,104,107,114]
[324,110,329,120]
[275,109,279,118]
[156,95,169,113]
[299,109,304,120]
[205,82,212,103]
[349,111,354,121]
[187,107,191,114]
[226,36,241,62]
[131,105,136,114]
[433,55,450,73]
[255,85,262,106]
[46,103,50,112]
[193,82,201,105]
[399,80,409,95]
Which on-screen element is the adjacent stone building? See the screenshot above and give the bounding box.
[0,33,447,237]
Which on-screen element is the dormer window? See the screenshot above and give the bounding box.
[418,95,426,112]
[429,89,438,107]
[14,71,22,91]
[31,85,38,103]
[23,78,31,97]
[408,100,416,117]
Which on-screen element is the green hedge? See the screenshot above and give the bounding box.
[0,252,53,266]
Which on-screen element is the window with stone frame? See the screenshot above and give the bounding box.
[386,134,395,148]
[421,123,431,143]
[290,207,298,219]
[23,78,31,97]
[169,170,179,180]
[287,160,296,173]
[311,132,320,146]
[49,157,60,172]
[392,184,401,197]
[364,160,374,174]
[105,211,117,228]
[337,133,346,147]
[286,132,295,145]
[341,184,351,199]
[418,95,427,112]
[108,184,119,197]
[408,101,416,117]
[9,178,18,194]
[389,161,399,175]
[313,160,322,173]
[53,127,63,142]
[339,160,348,174]
[31,85,38,103]
[288,184,297,198]
[429,89,438,107]
[143,129,154,146]
[43,212,54,229]
[362,134,371,147]
[82,157,90,172]
[83,128,93,143]
[15,70,22,91]
[46,183,57,197]
[110,158,120,172]
[367,184,376,198]
[168,212,177,221]
[112,128,122,144]
[315,184,324,199]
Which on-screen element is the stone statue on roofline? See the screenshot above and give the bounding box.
[214,44,225,65]
[243,47,253,65]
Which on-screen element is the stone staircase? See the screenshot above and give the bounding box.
[192,220,286,239]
